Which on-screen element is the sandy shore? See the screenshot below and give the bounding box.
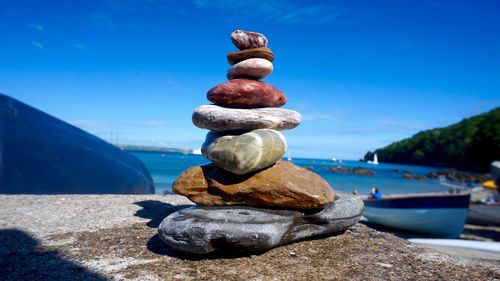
[0,195,499,280]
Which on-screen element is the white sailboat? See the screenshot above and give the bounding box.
[332,154,343,163]
[367,153,379,165]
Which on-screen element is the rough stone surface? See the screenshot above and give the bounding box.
[201,129,286,175]
[158,192,363,255]
[1,195,499,280]
[173,161,334,209]
[0,195,192,237]
[192,105,301,132]
[227,47,275,65]
[231,29,268,50]
[207,79,286,108]
[227,58,273,80]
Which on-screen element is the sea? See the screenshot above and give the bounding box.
[130,151,447,195]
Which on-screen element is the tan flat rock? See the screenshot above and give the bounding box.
[172,161,335,209]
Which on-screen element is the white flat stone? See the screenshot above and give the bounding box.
[192,105,301,132]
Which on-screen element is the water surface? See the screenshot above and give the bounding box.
[130,152,447,195]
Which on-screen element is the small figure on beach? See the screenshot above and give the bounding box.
[369,187,382,199]
[486,192,497,205]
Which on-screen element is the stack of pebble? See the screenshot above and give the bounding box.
[158,30,364,255]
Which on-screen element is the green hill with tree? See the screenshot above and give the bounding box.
[364,107,500,172]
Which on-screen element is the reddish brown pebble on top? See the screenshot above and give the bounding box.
[207,79,286,108]
[231,30,268,50]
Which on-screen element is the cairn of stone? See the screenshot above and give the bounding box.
[158,30,364,255]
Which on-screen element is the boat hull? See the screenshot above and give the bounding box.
[467,204,500,226]
[363,194,470,238]
[0,94,155,194]
[364,207,468,238]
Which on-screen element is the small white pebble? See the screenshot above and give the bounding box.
[377,262,393,268]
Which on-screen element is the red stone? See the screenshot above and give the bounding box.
[207,79,286,108]
[231,30,268,50]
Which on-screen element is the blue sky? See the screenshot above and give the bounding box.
[1,0,499,159]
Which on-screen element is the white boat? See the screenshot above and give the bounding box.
[191,149,202,155]
[468,204,500,226]
[367,153,379,165]
[363,193,471,238]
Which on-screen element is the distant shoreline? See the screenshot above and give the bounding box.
[118,144,191,155]
[122,146,493,183]
[124,149,189,155]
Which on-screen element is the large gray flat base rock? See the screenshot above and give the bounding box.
[158,192,364,254]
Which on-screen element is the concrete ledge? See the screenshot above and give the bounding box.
[1,195,499,280]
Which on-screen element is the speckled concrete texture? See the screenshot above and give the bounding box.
[0,195,498,280]
[0,195,193,237]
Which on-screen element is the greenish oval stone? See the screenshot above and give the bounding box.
[202,129,287,175]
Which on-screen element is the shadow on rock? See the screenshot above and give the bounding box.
[146,233,261,260]
[0,229,106,281]
[146,234,199,259]
[133,200,191,228]
[146,234,234,260]
[134,200,199,259]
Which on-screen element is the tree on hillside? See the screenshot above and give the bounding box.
[364,107,500,172]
